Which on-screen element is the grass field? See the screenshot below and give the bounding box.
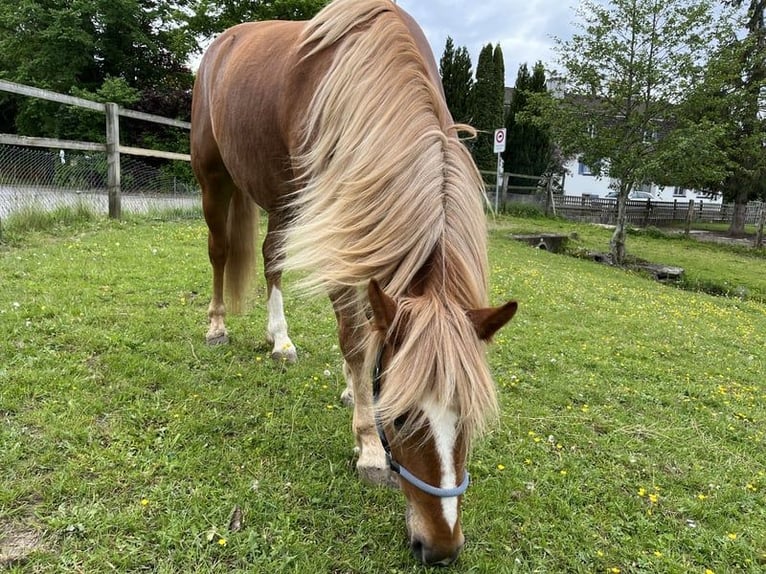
[1,210,765,573]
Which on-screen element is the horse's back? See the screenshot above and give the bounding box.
[191,21,309,210]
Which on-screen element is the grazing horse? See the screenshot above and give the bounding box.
[191,0,517,565]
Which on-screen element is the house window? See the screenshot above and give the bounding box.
[578,160,594,176]
[673,187,687,198]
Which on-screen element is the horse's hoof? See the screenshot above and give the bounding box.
[340,387,354,407]
[357,462,399,489]
[271,346,297,364]
[206,333,229,346]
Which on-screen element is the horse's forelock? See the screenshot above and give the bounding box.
[371,295,498,444]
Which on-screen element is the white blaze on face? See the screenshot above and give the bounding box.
[421,398,460,532]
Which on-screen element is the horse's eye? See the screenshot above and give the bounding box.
[393,413,408,431]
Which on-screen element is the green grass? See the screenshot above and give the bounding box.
[1,215,765,572]
[0,203,99,245]
[494,215,766,303]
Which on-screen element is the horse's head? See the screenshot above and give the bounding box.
[368,281,517,565]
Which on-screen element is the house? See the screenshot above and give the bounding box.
[562,156,722,204]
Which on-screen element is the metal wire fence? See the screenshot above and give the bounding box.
[0,144,200,219]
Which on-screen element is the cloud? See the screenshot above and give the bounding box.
[397,0,576,84]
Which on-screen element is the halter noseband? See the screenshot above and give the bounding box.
[372,346,470,498]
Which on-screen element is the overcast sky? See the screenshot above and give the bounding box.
[396,0,579,86]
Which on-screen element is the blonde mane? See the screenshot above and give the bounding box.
[282,0,497,440]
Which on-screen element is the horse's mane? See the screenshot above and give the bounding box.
[282,0,496,440]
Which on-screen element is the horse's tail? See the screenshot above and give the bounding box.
[225,187,259,314]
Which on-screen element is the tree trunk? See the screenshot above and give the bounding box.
[728,187,749,237]
[609,183,630,264]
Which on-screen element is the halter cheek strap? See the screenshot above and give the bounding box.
[372,347,470,498]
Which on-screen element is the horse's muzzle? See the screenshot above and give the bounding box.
[410,536,463,566]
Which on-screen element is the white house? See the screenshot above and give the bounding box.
[562,156,722,204]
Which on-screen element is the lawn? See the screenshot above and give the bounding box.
[1,211,765,573]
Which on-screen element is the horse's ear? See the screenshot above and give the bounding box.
[467,301,518,342]
[368,280,397,332]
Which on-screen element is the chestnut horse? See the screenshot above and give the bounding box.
[191,0,516,564]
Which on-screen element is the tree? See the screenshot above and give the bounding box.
[549,0,734,263]
[471,43,505,172]
[187,0,329,37]
[439,36,474,124]
[504,62,554,188]
[0,0,197,141]
[718,0,766,235]
[493,44,505,115]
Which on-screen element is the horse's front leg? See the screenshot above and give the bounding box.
[263,213,297,363]
[330,289,394,487]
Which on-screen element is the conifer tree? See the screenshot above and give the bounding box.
[504,62,553,188]
[471,43,505,171]
[439,37,474,124]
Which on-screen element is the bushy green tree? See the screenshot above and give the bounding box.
[187,0,329,37]
[717,0,766,235]
[548,0,734,263]
[0,0,196,141]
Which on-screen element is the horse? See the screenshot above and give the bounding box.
[191,0,517,565]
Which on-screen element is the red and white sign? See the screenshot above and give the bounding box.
[493,128,506,153]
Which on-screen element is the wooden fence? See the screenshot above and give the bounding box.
[552,195,765,227]
[0,79,191,219]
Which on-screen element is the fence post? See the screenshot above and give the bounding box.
[755,206,765,249]
[105,102,121,219]
[684,200,695,236]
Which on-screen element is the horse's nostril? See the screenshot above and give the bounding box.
[411,537,461,566]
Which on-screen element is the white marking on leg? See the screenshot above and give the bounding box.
[267,287,295,358]
[422,399,459,532]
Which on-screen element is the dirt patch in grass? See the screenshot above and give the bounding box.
[0,521,44,566]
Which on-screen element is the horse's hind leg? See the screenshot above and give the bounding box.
[263,212,297,362]
[201,176,237,345]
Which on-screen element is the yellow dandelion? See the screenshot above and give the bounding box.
[497,464,505,471]
[697,493,708,500]
[649,493,659,504]
[654,550,663,557]
[727,532,737,540]
[705,569,715,574]
[140,498,149,506]
[638,487,647,497]
[218,538,227,546]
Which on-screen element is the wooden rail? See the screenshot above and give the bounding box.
[0,79,191,219]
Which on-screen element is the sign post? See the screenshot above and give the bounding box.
[493,128,506,211]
